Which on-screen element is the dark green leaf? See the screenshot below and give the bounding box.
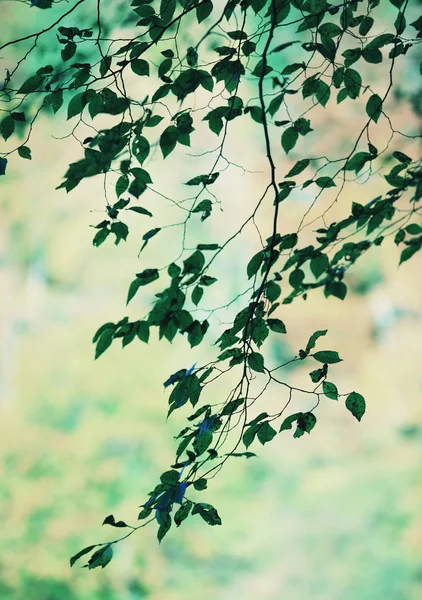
[131,59,150,76]
[248,352,265,373]
[313,350,342,364]
[281,127,298,154]
[70,545,97,568]
[366,94,383,123]
[345,391,366,421]
[323,381,338,400]
[197,0,213,22]
[160,126,178,158]
[18,145,31,160]
[257,422,277,445]
[1,116,15,141]
[286,158,310,177]
[267,318,286,334]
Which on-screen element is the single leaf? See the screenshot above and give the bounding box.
[313,350,342,364]
[345,391,366,421]
[18,146,32,160]
[248,352,265,373]
[322,381,338,400]
[281,127,298,154]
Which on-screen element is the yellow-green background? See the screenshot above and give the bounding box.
[0,2,421,599]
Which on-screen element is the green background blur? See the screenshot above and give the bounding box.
[0,2,421,599]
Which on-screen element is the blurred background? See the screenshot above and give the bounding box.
[0,1,421,599]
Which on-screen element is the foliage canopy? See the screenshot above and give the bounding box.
[1,0,421,570]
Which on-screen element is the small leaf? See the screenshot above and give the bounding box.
[305,329,327,354]
[366,94,383,123]
[160,126,178,158]
[70,545,97,568]
[323,381,338,400]
[315,176,336,188]
[18,146,32,160]
[196,0,213,22]
[257,422,277,445]
[248,352,265,373]
[247,252,263,279]
[281,127,298,154]
[131,59,150,76]
[192,502,222,526]
[87,545,113,570]
[313,350,342,364]
[345,391,366,421]
[310,254,328,279]
[1,116,15,141]
[191,285,204,306]
[128,206,153,217]
[285,158,310,177]
[95,328,114,359]
[157,512,172,543]
[267,318,286,334]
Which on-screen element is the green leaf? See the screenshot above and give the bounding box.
[61,41,77,62]
[323,381,338,400]
[174,501,192,526]
[248,352,265,373]
[344,68,362,100]
[405,224,422,235]
[133,135,150,164]
[131,59,150,76]
[281,127,299,154]
[315,80,330,107]
[1,116,15,141]
[247,252,263,279]
[70,544,97,568]
[18,74,44,94]
[160,126,178,158]
[193,478,208,491]
[399,245,419,265]
[265,281,281,303]
[295,412,317,436]
[196,0,213,22]
[362,48,383,64]
[110,221,129,244]
[193,429,213,455]
[310,254,328,279]
[115,174,129,197]
[313,350,342,364]
[87,543,112,567]
[18,145,31,160]
[67,92,86,120]
[95,328,114,359]
[93,227,110,247]
[279,413,302,432]
[309,367,326,383]
[191,285,204,306]
[345,391,366,421]
[192,502,222,526]
[359,16,374,36]
[285,159,310,177]
[128,206,153,217]
[305,334,328,358]
[99,55,111,77]
[157,512,172,543]
[133,321,148,345]
[267,318,286,334]
[315,176,336,188]
[366,94,383,123]
[257,422,277,445]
